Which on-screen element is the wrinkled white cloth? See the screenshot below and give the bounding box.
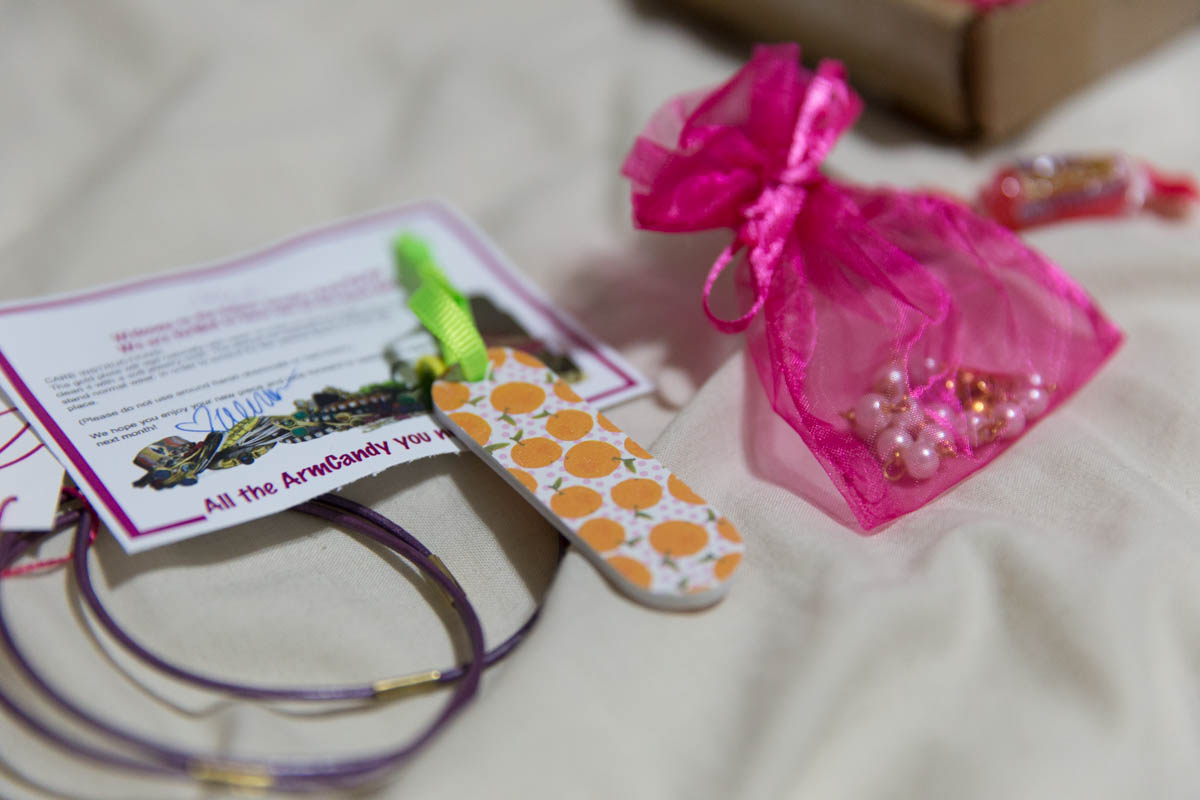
[2,1,1199,798]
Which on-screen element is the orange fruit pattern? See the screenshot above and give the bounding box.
[491,382,545,415]
[667,474,705,504]
[511,437,562,469]
[578,518,625,551]
[508,468,537,493]
[611,478,662,511]
[606,556,652,590]
[448,412,491,446]
[714,553,741,581]
[432,382,471,412]
[511,349,544,368]
[564,440,622,478]
[432,347,743,609]
[553,380,582,403]
[624,437,652,459]
[649,521,708,557]
[544,409,594,441]
[550,485,603,518]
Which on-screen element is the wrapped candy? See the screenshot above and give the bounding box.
[622,44,1122,530]
[979,153,1199,229]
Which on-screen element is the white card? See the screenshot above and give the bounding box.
[0,393,65,531]
[0,203,649,552]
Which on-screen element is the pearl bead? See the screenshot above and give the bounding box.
[994,403,1026,440]
[966,412,991,448]
[924,402,966,437]
[874,426,913,461]
[852,393,892,441]
[1020,387,1050,419]
[892,398,925,433]
[918,424,952,451]
[1027,372,1045,388]
[872,363,908,398]
[902,442,940,481]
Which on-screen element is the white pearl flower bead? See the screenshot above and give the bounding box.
[902,442,940,481]
[918,424,953,452]
[872,363,908,399]
[1019,387,1050,419]
[874,426,914,461]
[853,393,892,441]
[967,412,991,448]
[924,402,966,438]
[993,402,1026,440]
[892,398,925,433]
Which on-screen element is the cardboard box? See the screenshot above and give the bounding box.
[669,0,1200,137]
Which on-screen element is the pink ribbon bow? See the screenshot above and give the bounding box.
[622,44,862,333]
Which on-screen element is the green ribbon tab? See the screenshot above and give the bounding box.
[393,234,488,382]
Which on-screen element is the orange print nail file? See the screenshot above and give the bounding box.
[432,347,744,611]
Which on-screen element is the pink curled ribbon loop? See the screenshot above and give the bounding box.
[623,45,861,333]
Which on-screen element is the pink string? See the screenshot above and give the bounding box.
[0,551,78,579]
[0,417,46,470]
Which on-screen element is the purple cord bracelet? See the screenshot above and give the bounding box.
[0,496,496,793]
[71,492,544,702]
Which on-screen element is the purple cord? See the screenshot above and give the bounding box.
[0,502,487,793]
[71,492,544,701]
[0,517,178,780]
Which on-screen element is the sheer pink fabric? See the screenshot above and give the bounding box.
[623,44,1122,530]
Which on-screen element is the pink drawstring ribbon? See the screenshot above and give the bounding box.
[624,47,861,333]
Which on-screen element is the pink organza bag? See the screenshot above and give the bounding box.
[622,44,1122,530]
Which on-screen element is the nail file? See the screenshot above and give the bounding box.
[432,347,743,611]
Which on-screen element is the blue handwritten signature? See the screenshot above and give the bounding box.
[175,369,298,434]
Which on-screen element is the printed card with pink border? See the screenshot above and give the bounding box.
[0,203,650,552]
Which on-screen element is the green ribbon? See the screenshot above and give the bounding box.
[393,234,488,381]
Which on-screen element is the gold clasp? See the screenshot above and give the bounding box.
[371,669,443,698]
[187,761,275,791]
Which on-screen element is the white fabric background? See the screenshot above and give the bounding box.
[1,1,1199,798]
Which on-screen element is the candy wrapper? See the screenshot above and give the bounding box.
[622,44,1123,530]
[979,153,1200,229]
